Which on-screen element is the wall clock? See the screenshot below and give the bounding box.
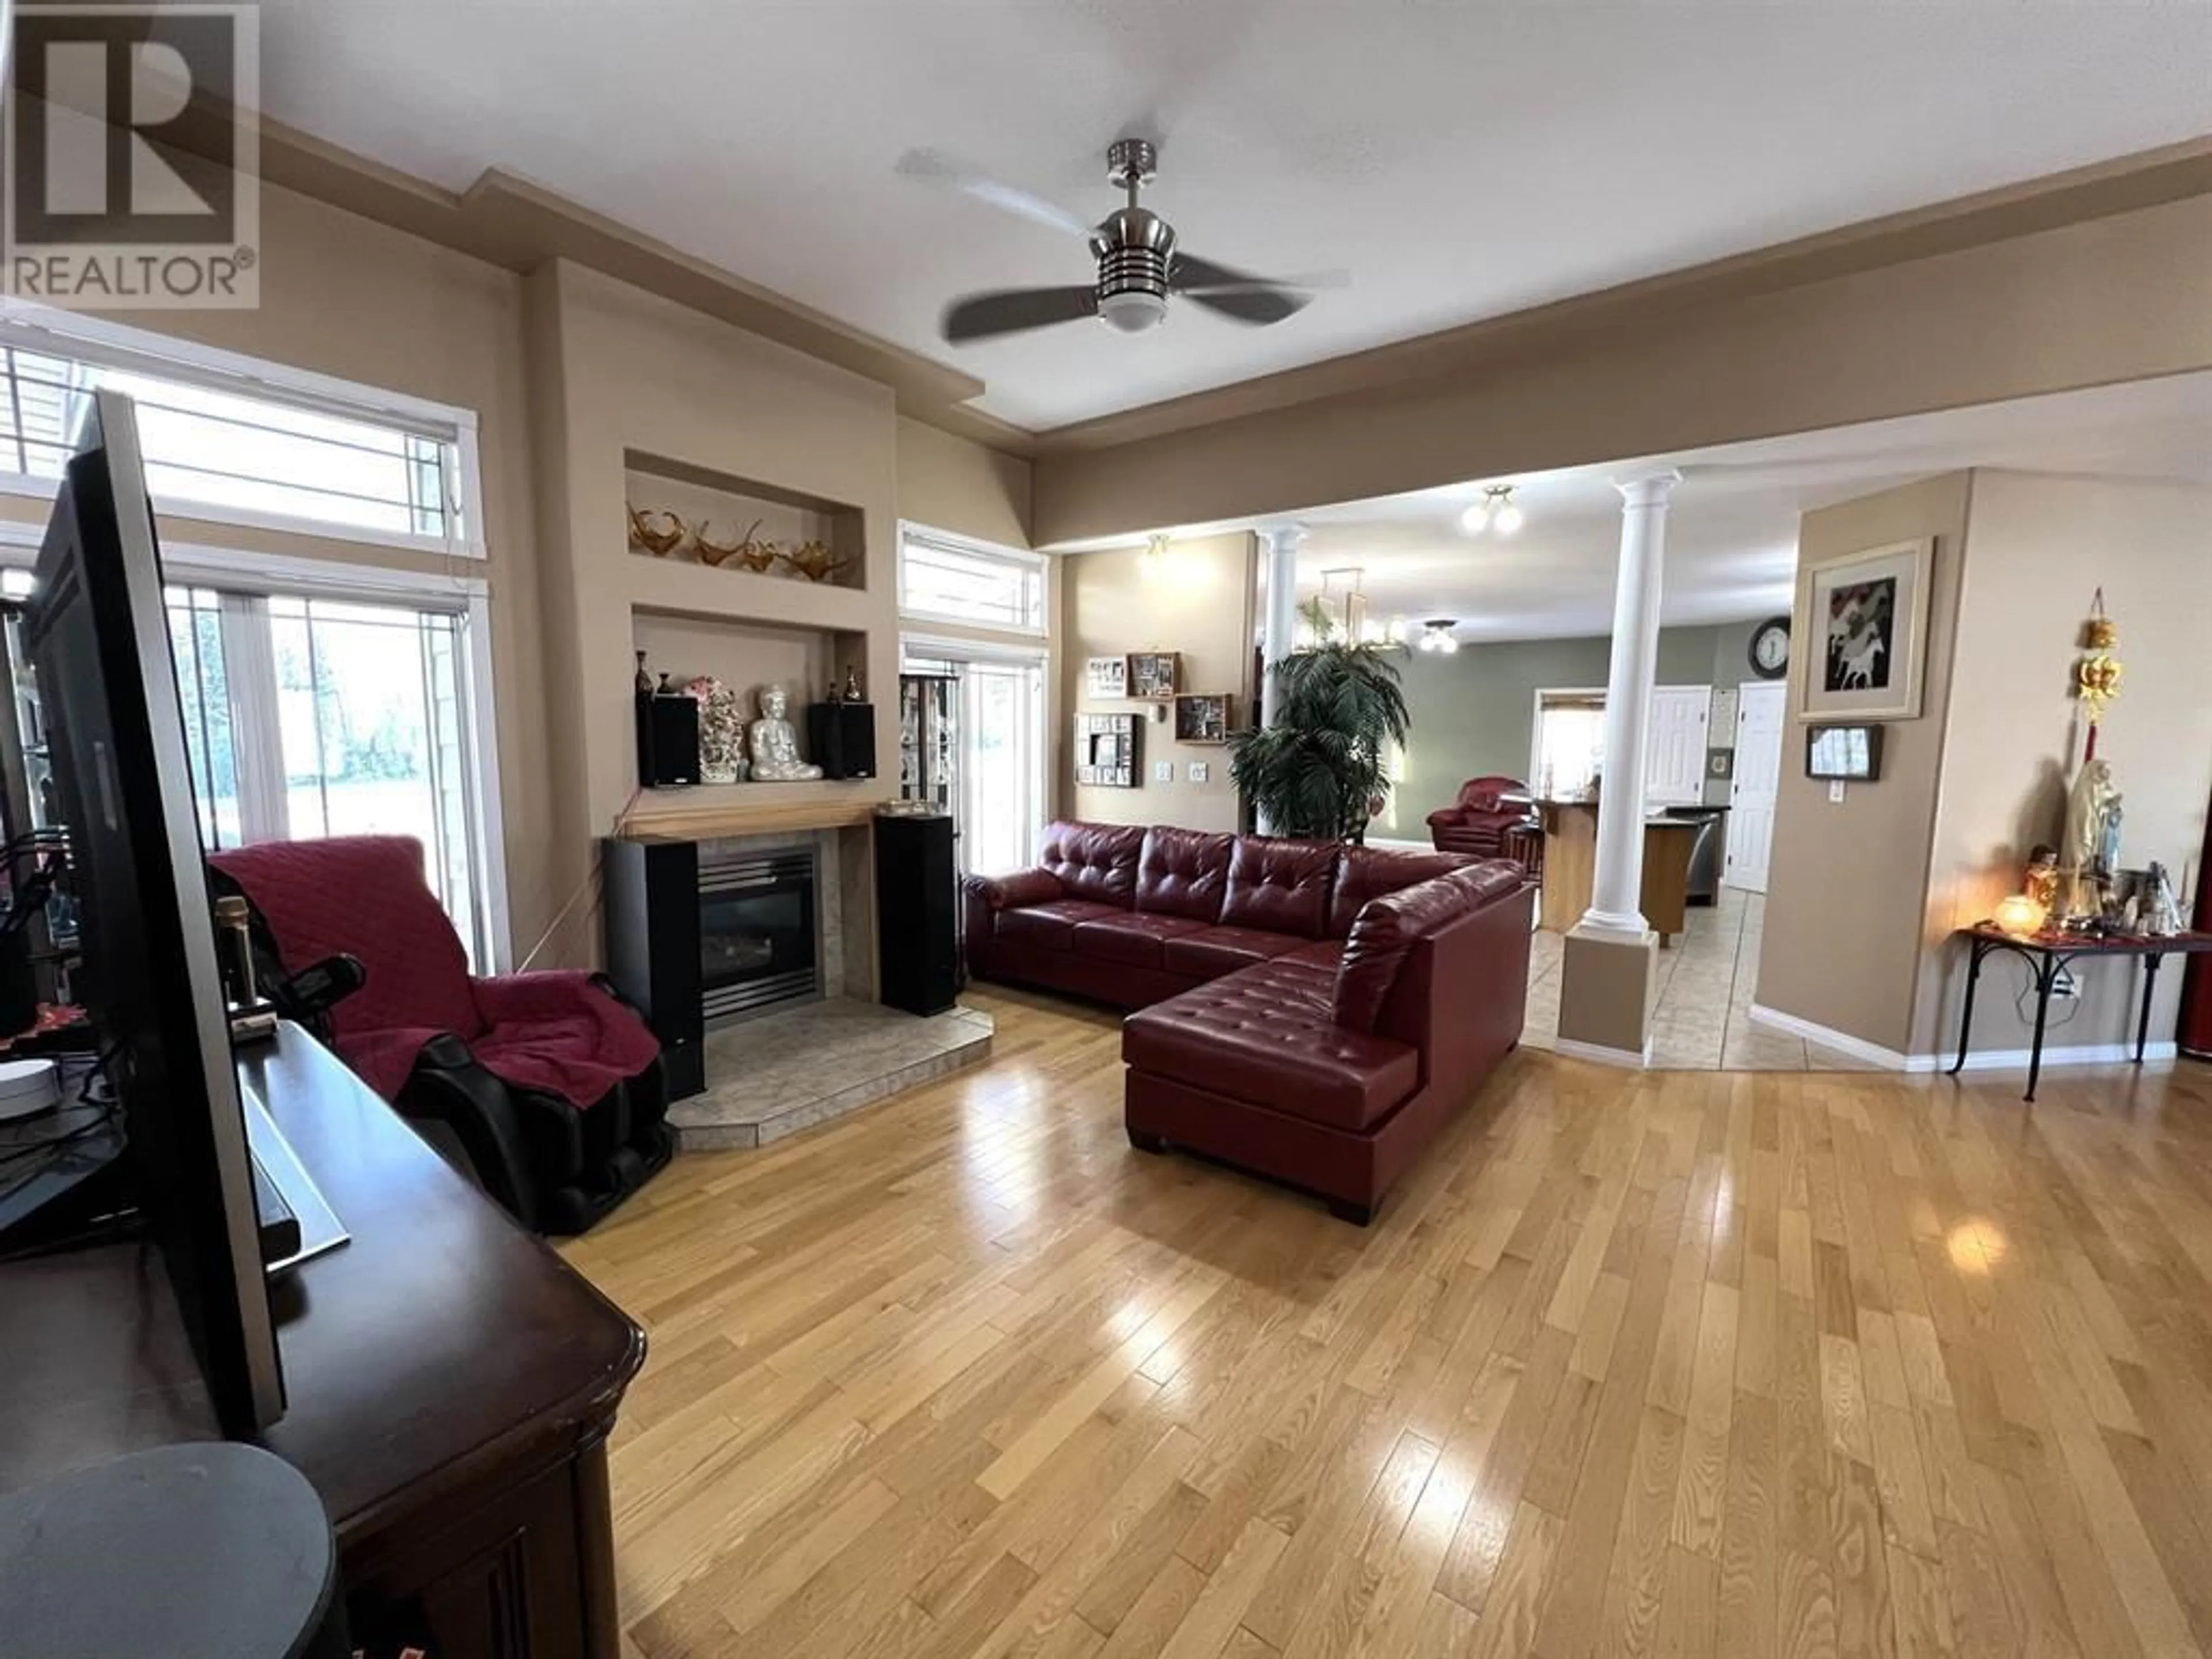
[1748,615,1791,680]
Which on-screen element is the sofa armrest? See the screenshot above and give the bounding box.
[1424,806,1466,831]
[963,868,1062,911]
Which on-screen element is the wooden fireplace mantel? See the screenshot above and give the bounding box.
[616,785,886,842]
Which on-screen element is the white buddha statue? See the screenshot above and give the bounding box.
[746,684,821,782]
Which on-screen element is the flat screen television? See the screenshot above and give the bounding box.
[24,389,285,1433]
[1805,723,1884,782]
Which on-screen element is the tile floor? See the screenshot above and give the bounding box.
[1521,887,1880,1069]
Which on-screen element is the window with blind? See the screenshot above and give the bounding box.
[0,309,475,556]
[898,528,1046,634]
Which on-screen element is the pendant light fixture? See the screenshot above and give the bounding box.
[1417,619,1460,654]
[1458,484,1524,536]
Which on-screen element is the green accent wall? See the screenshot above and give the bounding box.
[1381,621,1778,838]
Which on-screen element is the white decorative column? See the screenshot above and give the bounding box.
[1581,469,1680,934]
[1259,523,1305,729]
[1557,468,1681,1065]
[1256,524,1305,837]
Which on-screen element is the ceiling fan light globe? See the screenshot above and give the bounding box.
[1458,503,1490,535]
[1097,290,1168,334]
[1493,503,1525,535]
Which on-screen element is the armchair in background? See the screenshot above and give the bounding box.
[1427,775,1539,869]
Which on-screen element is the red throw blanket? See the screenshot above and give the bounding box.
[210,836,658,1111]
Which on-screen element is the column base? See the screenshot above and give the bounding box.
[1558,921,1658,1064]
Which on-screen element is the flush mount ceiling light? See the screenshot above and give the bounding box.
[1417,619,1461,654]
[1459,484,1524,536]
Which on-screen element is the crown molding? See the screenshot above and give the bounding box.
[245,116,1036,453]
[233,117,2212,465]
[1028,134,2212,454]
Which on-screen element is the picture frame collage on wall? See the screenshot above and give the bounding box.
[1075,712,1142,788]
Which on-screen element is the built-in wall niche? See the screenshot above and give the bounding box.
[632,607,871,785]
[624,449,866,593]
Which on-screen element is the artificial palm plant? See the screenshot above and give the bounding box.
[1229,598,1411,841]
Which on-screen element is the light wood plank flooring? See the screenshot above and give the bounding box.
[565,989,2212,1659]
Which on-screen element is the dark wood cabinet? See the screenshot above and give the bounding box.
[0,1025,644,1659]
[876,813,957,1016]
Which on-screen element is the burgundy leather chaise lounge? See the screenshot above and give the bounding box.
[963,821,1533,1222]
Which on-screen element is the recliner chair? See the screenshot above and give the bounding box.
[1426,775,1538,859]
[207,835,673,1235]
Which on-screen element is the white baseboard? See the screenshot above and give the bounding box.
[1555,1035,1654,1069]
[1363,835,1434,853]
[1747,1005,1912,1070]
[1747,1003,2179,1075]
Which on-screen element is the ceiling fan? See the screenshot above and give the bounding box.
[897,138,1342,344]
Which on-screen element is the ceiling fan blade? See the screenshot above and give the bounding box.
[1181,286,1312,327]
[942,286,1099,343]
[1173,266,1351,296]
[895,149,1096,240]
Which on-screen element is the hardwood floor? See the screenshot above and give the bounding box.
[565,989,2212,1659]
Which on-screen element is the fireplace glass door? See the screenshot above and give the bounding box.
[698,849,820,1022]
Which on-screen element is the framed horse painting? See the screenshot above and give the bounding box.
[1796,537,1933,722]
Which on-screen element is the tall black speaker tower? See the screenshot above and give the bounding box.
[874,813,957,1016]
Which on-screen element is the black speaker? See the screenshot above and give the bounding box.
[600,837,703,1099]
[635,691,700,787]
[808,702,876,781]
[874,814,957,1016]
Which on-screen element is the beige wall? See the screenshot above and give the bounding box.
[894,416,1032,549]
[1914,473,2212,1055]
[1058,533,1257,832]
[31,182,564,963]
[529,258,902,843]
[1032,192,2212,543]
[1756,473,1975,1054]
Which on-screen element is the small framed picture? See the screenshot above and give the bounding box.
[1173,693,1233,744]
[1085,656,1128,699]
[1126,650,1181,700]
[1796,538,1933,722]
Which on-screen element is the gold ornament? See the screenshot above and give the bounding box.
[779,539,851,583]
[626,504,687,558]
[695,518,779,572]
[2073,587,2123,723]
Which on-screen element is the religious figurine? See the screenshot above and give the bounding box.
[746,684,822,781]
[2097,793,2125,876]
[2023,844,2062,912]
[2061,758,2116,918]
[687,675,745,784]
[2144,862,2186,936]
[842,665,863,703]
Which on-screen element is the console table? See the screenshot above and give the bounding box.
[0,1024,645,1659]
[1948,923,2212,1102]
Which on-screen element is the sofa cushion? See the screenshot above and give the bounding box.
[1327,847,1472,937]
[1123,960,1421,1132]
[1135,826,1234,923]
[1334,863,1529,1032]
[1280,938,1346,969]
[1163,924,1305,978]
[1037,820,1146,908]
[996,898,1122,951]
[1219,836,1340,938]
[1071,911,1211,969]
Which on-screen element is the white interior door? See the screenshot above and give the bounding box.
[1726,681,1787,892]
[1644,685,1711,806]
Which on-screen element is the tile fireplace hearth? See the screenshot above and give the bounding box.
[670,998,992,1149]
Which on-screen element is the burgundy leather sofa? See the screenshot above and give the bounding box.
[962,821,1533,1222]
